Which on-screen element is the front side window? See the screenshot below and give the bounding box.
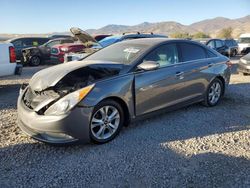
[180,43,206,61]
[142,44,179,67]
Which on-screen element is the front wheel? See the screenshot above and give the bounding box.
[203,78,223,107]
[90,100,124,144]
[29,56,41,66]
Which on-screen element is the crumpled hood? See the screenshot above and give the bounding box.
[70,27,97,45]
[29,60,121,92]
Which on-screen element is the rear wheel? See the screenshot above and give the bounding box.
[90,100,124,144]
[203,78,223,107]
[29,56,41,66]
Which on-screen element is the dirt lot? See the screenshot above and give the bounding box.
[0,59,249,187]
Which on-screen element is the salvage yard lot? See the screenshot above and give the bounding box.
[0,58,250,187]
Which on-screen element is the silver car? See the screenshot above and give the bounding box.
[17,38,232,144]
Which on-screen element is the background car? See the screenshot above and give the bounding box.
[7,37,50,62]
[98,32,167,47]
[206,39,238,57]
[50,28,99,63]
[0,42,22,76]
[238,33,250,54]
[238,52,250,75]
[22,37,75,66]
[18,38,231,144]
[64,30,168,62]
[93,34,112,42]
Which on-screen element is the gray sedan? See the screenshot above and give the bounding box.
[17,38,232,144]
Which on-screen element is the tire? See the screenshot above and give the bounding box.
[90,100,124,144]
[29,56,41,66]
[203,78,223,107]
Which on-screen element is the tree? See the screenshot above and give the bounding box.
[170,32,191,39]
[192,32,210,39]
[217,27,233,39]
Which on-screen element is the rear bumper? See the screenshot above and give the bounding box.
[17,94,93,144]
[50,55,64,64]
[238,63,250,74]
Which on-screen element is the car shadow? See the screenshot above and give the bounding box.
[0,84,20,110]
[0,82,249,187]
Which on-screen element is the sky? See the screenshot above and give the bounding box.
[0,0,249,34]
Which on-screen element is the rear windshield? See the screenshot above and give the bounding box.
[99,36,121,47]
[239,38,250,43]
[85,42,149,65]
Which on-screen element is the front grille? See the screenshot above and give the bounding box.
[23,87,60,110]
[23,87,35,109]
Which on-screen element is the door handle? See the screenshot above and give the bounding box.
[175,71,184,79]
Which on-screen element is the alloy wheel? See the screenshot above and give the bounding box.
[90,105,120,140]
[208,82,222,105]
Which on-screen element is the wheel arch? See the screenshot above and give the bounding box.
[99,96,131,126]
[215,75,226,95]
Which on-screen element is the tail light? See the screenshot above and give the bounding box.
[226,61,233,68]
[9,46,16,63]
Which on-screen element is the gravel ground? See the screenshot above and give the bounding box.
[0,59,249,188]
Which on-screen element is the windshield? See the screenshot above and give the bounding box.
[99,36,121,47]
[239,38,250,43]
[84,42,150,65]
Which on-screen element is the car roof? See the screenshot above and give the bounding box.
[8,37,49,42]
[119,38,200,46]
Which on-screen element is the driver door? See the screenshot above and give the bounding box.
[134,43,184,116]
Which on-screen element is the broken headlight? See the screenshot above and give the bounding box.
[44,84,95,116]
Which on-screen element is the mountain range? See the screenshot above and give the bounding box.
[0,15,250,40]
[86,15,250,38]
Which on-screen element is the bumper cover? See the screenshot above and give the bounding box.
[238,62,250,74]
[17,96,93,144]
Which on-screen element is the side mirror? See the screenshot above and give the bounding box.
[137,61,160,71]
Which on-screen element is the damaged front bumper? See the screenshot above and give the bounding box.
[17,93,93,144]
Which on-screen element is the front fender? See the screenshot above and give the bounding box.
[79,74,135,117]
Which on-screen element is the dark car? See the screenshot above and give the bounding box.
[65,29,168,62]
[22,38,75,66]
[18,38,231,144]
[206,39,238,57]
[238,53,250,75]
[7,37,50,62]
[93,34,112,42]
[98,32,167,47]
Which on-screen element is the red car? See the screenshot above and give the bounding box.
[50,28,99,63]
[50,43,85,63]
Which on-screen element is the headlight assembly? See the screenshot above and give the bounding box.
[45,84,95,116]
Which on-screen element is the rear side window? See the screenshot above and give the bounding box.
[12,40,23,47]
[207,40,215,49]
[179,43,207,62]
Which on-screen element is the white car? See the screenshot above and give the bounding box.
[238,33,250,54]
[0,42,22,77]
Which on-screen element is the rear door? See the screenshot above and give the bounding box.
[176,42,213,101]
